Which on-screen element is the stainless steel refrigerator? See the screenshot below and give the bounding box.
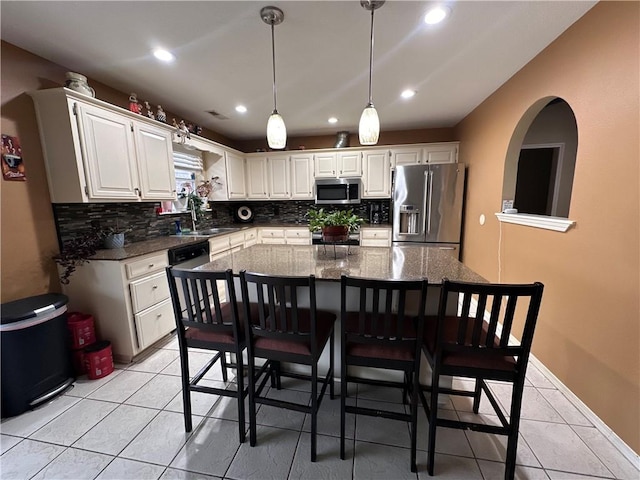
[392,163,465,258]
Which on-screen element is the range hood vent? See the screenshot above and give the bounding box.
[206,109,230,121]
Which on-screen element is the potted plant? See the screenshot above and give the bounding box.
[102,227,127,249]
[53,228,104,285]
[306,207,364,242]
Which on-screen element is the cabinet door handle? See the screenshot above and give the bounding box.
[156,313,162,318]
[134,187,141,197]
[152,285,158,289]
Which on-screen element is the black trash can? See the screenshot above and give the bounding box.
[1,293,74,418]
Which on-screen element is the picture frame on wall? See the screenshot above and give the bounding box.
[2,134,26,181]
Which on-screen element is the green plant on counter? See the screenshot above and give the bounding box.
[305,207,364,233]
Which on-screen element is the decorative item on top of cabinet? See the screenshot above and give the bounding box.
[128,93,142,114]
[156,105,166,123]
[64,72,95,97]
[144,101,154,120]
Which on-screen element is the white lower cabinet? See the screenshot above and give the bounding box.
[61,250,171,363]
[259,228,286,244]
[360,227,392,247]
[284,228,311,245]
[244,228,258,247]
[135,299,174,350]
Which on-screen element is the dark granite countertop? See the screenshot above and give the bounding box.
[89,223,392,261]
[195,244,485,284]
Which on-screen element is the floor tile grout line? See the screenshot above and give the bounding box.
[566,422,624,478]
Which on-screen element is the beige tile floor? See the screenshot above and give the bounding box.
[1,334,638,480]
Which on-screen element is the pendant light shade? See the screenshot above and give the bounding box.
[261,6,286,150]
[359,103,380,145]
[267,110,286,149]
[359,0,384,146]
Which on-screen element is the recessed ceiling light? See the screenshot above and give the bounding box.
[424,6,450,25]
[153,49,175,62]
[401,89,417,99]
[235,105,247,113]
[328,117,338,124]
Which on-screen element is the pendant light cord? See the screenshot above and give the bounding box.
[367,6,375,106]
[271,21,278,113]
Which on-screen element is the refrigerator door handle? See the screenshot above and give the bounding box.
[426,170,434,235]
[422,171,429,235]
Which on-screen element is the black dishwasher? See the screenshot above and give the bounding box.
[168,241,210,269]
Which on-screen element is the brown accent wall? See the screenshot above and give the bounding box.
[455,2,639,453]
[235,128,456,153]
[0,41,236,302]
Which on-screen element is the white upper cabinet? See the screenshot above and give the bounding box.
[314,153,337,177]
[77,103,140,200]
[133,123,176,199]
[290,154,314,199]
[314,151,363,178]
[268,156,291,199]
[337,151,362,177]
[424,142,458,163]
[246,156,269,198]
[225,151,247,199]
[30,88,176,203]
[245,155,291,200]
[390,146,423,167]
[362,149,391,198]
[391,142,458,168]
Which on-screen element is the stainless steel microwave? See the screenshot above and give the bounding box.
[315,178,361,205]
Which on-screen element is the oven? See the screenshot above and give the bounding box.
[168,241,210,269]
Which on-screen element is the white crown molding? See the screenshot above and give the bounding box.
[495,212,575,232]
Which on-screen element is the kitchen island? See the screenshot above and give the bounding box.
[195,243,486,384]
[195,243,485,284]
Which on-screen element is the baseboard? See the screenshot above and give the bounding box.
[528,355,640,469]
[464,296,640,469]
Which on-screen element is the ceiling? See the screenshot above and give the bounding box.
[1,1,596,142]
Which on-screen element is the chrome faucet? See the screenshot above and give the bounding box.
[190,199,198,232]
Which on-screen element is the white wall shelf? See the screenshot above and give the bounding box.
[495,212,575,232]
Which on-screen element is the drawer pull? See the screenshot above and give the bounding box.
[156,313,162,318]
[149,263,155,268]
[152,285,158,289]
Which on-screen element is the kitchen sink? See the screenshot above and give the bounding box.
[174,227,240,237]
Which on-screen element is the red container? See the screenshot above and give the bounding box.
[71,349,86,376]
[67,312,96,350]
[84,341,114,380]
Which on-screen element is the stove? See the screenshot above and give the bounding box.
[311,232,360,246]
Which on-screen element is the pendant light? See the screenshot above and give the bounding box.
[359,0,385,146]
[261,6,286,150]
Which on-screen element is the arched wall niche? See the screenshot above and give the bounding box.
[502,96,578,220]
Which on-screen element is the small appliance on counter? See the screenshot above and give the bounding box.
[369,203,382,224]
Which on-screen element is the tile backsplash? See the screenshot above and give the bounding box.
[52,199,390,250]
